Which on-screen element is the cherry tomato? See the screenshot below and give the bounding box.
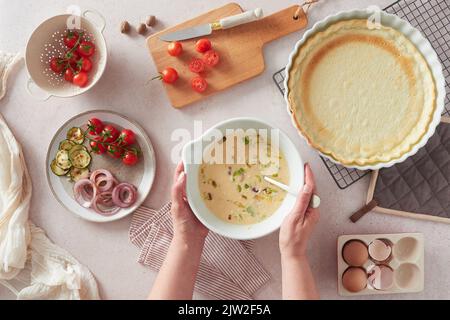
[64,30,80,48]
[159,67,178,84]
[189,58,205,73]
[101,124,120,143]
[87,118,104,135]
[64,50,80,64]
[195,38,212,53]
[117,129,136,146]
[107,144,124,159]
[90,136,106,155]
[203,50,219,67]
[49,57,65,73]
[64,68,74,82]
[77,57,93,72]
[72,71,89,87]
[122,150,139,166]
[77,41,95,57]
[167,41,183,56]
[191,76,208,93]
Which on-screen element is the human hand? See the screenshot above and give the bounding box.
[279,163,320,259]
[171,162,209,244]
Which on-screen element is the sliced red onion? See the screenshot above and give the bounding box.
[73,179,96,208]
[90,169,114,192]
[92,192,120,216]
[112,183,137,208]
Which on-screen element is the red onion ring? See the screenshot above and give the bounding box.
[90,169,114,192]
[92,192,120,216]
[112,183,137,208]
[73,179,96,208]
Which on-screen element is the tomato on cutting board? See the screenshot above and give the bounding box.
[167,41,183,56]
[191,76,208,93]
[189,58,205,73]
[203,50,219,67]
[195,38,212,53]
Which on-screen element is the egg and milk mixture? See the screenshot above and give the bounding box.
[199,133,289,225]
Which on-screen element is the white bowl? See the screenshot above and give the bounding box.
[182,117,304,240]
[284,8,446,171]
[25,10,107,100]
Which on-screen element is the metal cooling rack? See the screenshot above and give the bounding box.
[273,0,450,189]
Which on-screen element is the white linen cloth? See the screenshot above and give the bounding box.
[0,51,21,100]
[0,67,99,299]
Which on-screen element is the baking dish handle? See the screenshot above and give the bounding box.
[26,78,51,101]
[83,9,106,33]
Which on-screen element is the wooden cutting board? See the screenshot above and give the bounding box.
[146,3,308,108]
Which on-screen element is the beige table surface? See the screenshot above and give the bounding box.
[1,0,449,300]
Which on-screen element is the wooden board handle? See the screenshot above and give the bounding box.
[350,199,378,223]
[258,5,308,45]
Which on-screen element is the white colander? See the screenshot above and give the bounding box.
[25,10,107,100]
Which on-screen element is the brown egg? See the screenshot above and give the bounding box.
[342,267,367,293]
[342,240,369,266]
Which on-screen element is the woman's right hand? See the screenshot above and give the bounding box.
[279,163,320,259]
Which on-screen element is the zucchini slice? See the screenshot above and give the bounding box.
[50,159,70,176]
[69,167,90,182]
[55,150,72,170]
[69,149,91,169]
[66,127,85,145]
[59,139,75,151]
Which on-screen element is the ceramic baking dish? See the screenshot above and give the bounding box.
[284,8,446,171]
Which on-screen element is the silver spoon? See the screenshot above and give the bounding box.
[263,176,321,209]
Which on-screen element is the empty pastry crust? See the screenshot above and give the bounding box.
[287,19,436,166]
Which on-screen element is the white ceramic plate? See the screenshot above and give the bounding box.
[182,117,304,240]
[46,109,156,222]
[284,8,446,170]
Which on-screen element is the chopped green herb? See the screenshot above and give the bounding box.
[244,136,250,145]
[256,175,262,183]
[233,168,245,177]
[241,195,247,200]
[272,173,278,178]
[211,180,217,188]
[245,206,255,216]
[237,185,242,192]
[244,183,250,189]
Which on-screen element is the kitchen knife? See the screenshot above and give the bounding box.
[159,8,263,42]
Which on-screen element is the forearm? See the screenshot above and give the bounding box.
[148,236,205,300]
[281,255,319,300]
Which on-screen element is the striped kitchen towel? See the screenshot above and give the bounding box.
[129,203,271,300]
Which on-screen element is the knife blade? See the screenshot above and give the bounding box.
[159,8,263,42]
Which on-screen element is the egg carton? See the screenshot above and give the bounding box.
[337,233,424,296]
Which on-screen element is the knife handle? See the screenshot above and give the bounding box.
[218,8,263,30]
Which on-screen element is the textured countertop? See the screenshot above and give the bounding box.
[1,0,449,299]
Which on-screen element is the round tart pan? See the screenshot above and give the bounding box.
[284,9,446,170]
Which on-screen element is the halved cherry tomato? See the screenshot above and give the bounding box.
[49,57,65,73]
[122,150,139,166]
[72,71,89,87]
[191,76,208,93]
[87,118,104,135]
[167,41,183,56]
[203,50,219,67]
[90,136,106,155]
[64,30,80,48]
[107,144,124,159]
[117,129,136,146]
[78,57,93,72]
[64,68,74,82]
[101,124,120,143]
[189,58,205,73]
[159,67,178,84]
[77,41,95,57]
[195,38,212,53]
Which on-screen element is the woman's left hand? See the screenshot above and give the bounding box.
[171,162,209,243]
